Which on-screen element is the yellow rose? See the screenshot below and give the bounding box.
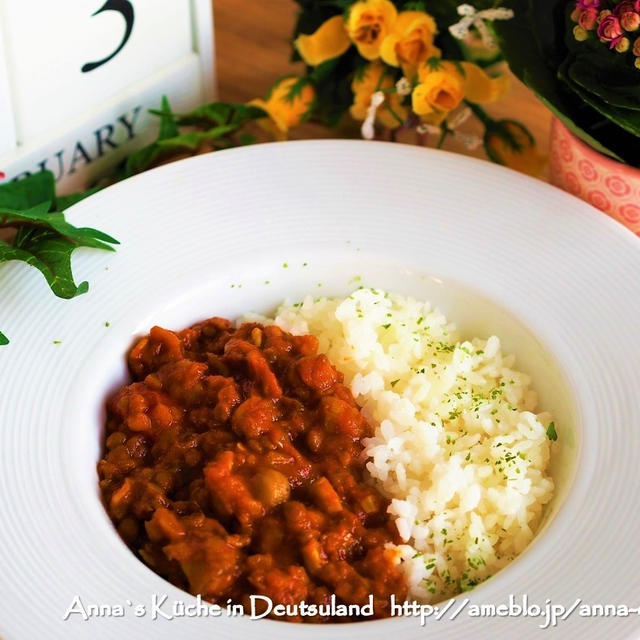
[485,120,547,177]
[350,60,407,130]
[346,0,398,60]
[295,15,351,66]
[249,77,316,140]
[412,67,464,122]
[380,11,441,79]
[412,61,509,123]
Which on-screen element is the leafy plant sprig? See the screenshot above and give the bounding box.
[0,171,118,345]
[0,96,268,345]
[121,97,266,178]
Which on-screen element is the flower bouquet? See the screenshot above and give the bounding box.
[245,0,544,174]
[495,0,640,166]
[495,0,640,233]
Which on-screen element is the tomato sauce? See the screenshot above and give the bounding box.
[98,317,407,622]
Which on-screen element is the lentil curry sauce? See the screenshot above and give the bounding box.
[98,318,407,622]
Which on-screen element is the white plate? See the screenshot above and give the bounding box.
[1,141,639,640]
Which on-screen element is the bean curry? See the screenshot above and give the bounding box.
[98,318,408,623]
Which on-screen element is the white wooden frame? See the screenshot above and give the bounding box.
[192,0,217,103]
[0,0,217,192]
[0,23,17,158]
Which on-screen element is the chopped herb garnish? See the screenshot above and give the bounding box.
[546,422,558,441]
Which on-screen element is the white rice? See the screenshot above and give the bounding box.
[245,288,555,602]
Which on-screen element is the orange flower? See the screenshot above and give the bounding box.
[295,15,351,66]
[346,0,398,60]
[249,77,315,140]
[350,61,407,129]
[412,66,464,123]
[380,11,440,78]
[412,60,509,124]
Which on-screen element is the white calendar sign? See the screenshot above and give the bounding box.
[0,0,215,192]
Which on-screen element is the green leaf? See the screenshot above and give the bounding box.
[564,54,640,112]
[0,237,89,299]
[0,199,118,301]
[157,95,180,140]
[403,1,426,11]
[0,202,118,251]
[0,330,8,346]
[150,102,266,129]
[123,144,163,178]
[546,422,558,441]
[124,99,264,178]
[122,96,180,177]
[155,125,238,150]
[561,76,640,139]
[0,171,56,210]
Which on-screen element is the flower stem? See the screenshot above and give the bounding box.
[386,101,405,125]
[465,101,492,127]
[437,128,449,149]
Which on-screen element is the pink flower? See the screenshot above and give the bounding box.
[613,1,640,16]
[598,14,624,48]
[577,0,600,9]
[579,7,599,29]
[613,1,640,30]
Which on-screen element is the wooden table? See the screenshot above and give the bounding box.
[212,0,552,179]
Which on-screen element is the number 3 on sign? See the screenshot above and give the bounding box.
[81,0,135,72]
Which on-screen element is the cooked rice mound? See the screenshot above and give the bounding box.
[247,288,554,602]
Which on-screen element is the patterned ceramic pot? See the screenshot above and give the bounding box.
[550,117,640,237]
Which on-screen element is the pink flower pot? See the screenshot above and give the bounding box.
[550,117,640,237]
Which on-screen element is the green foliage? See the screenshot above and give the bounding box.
[310,50,366,125]
[0,171,119,344]
[495,0,640,165]
[124,98,266,177]
[403,1,427,11]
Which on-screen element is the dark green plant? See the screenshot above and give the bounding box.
[0,172,118,345]
[495,0,640,165]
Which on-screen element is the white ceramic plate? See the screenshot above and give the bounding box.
[1,141,639,640]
